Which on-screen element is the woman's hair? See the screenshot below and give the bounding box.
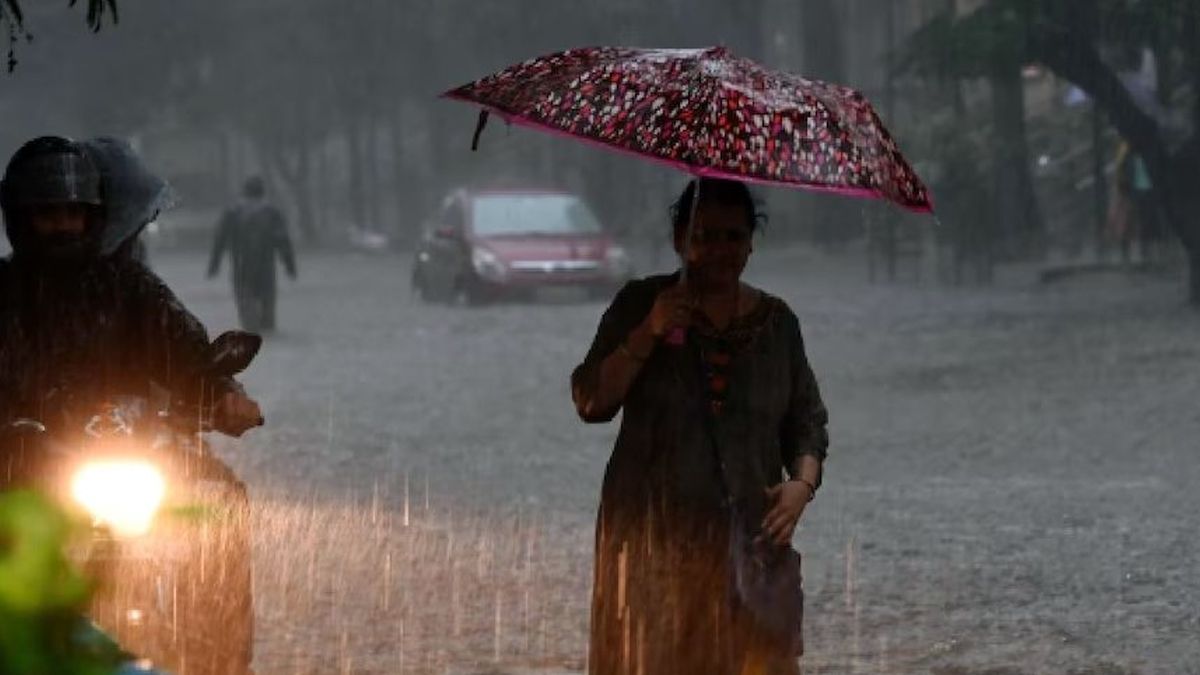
[669,178,766,240]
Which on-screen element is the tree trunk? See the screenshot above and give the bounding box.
[316,140,331,235]
[364,117,381,231]
[292,111,318,245]
[1187,4,1200,146]
[1188,245,1200,306]
[1091,102,1108,259]
[944,1,966,119]
[1184,7,1200,306]
[425,102,457,216]
[1165,145,1200,306]
[989,60,1044,259]
[293,143,316,245]
[389,112,416,246]
[346,116,366,229]
[260,137,318,246]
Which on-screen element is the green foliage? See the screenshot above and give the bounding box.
[0,492,89,612]
[899,0,1195,87]
[895,0,1041,79]
[0,491,127,675]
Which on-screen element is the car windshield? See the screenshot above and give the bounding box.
[470,193,603,237]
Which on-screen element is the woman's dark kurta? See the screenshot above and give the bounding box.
[572,273,829,675]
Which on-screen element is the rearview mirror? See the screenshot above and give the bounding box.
[208,331,262,376]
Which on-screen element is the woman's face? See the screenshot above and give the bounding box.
[675,201,753,291]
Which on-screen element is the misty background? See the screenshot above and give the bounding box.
[8,0,1170,275]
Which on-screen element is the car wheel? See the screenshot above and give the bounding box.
[453,276,487,307]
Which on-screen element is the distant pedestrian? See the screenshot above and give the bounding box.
[208,176,297,333]
[1109,141,1165,265]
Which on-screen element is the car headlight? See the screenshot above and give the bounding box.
[471,247,507,280]
[70,460,166,537]
[605,245,631,277]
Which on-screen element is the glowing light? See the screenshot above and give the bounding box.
[70,460,166,537]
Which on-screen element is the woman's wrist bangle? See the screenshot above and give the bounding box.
[792,478,817,501]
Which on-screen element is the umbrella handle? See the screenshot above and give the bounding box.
[664,178,702,349]
[471,110,490,151]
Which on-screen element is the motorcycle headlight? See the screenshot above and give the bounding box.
[471,247,507,280]
[70,460,166,537]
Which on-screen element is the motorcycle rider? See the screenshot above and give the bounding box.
[0,135,262,436]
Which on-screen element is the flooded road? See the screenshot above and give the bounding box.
[154,244,1200,674]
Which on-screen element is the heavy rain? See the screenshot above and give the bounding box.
[0,1,1198,674]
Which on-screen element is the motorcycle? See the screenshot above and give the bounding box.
[1,331,262,675]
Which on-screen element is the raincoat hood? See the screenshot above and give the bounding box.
[79,136,179,257]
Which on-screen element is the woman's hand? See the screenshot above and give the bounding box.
[645,282,695,339]
[760,480,814,546]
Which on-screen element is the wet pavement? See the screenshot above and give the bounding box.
[152,243,1200,675]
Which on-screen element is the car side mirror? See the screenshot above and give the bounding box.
[434,224,459,240]
[209,331,262,376]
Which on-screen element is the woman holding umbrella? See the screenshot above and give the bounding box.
[445,45,932,674]
[570,177,826,675]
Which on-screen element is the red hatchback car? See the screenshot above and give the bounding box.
[411,188,633,304]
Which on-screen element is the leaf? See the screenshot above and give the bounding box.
[67,0,118,33]
[4,0,24,25]
[0,494,130,675]
[0,492,90,614]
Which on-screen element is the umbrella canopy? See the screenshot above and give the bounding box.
[81,137,179,256]
[444,45,933,213]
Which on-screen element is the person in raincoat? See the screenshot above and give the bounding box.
[207,176,297,333]
[0,135,262,437]
[571,178,829,675]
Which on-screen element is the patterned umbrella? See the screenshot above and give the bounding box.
[444,45,933,213]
